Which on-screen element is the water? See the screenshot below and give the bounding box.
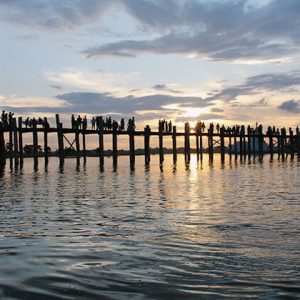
[0,155,299,299]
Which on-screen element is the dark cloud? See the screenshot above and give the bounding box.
[0,92,211,116]
[2,0,300,62]
[13,34,39,41]
[278,99,300,113]
[211,108,224,113]
[50,84,63,90]
[121,0,181,30]
[152,84,183,94]
[257,97,268,106]
[205,70,300,102]
[55,92,212,114]
[232,97,270,107]
[84,0,300,62]
[0,0,113,31]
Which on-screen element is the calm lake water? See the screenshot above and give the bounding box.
[0,155,299,299]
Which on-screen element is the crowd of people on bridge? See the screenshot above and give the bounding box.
[158,119,173,133]
[193,121,297,137]
[71,115,136,131]
[0,110,50,129]
[0,111,15,129]
[1,110,297,137]
[194,121,261,135]
[71,115,88,130]
[23,117,50,129]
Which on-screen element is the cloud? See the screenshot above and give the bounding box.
[13,34,39,41]
[176,113,227,123]
[2,0,300,63]
[0,91,211,117]
[204,70,300,102]
[278,99,300,113]
[83,0,300,62]
[55,92,212,114]
[0,95,68,109]
[0,0,114,31]
[257,97,268,106]
[50,84,63,90]
[211,108,224,113]
[46,69,140,96]
[231,97,270,107]
[0,92,210,128]
[152,84,183,94]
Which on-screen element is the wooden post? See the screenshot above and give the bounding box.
[279,128,284,159]
[0,123,5,162]
[234,129,238,161]
[112,123,118,158]
[60,122,65,164]
[184,122,191,162]
[284,128,288,158]
[32,121,38,167]
[199,128,203,161]
[9,120,13,161]
[268,129,274,161]
[208,130,211,160]
[112,123,118,167]
[97,122,104,169]
[75,123,80,165]
[289,128,294,160]
[172,126,177,163]
[220,126,225,163]
[18,117,23,167]
[239,129,243,161]
[144,125,151,164]
[277,130,281,160]
[129,126,135,166]
[258,125,264,161]
[281,128,286,160]
[44,126,49,165]
[208,124,214,161]
[296,127,300,158]
[159,126,164,164]
[55,114,64,165]
[196,132,200,160]
[82,129,86,164]
[243,129,247,159]
[196,129,200,161]
[247,126,251,160]
[252,129,256,159]
[13,118,19,166]
[229,133,232,160]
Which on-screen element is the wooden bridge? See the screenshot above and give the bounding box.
[0,114,299,169]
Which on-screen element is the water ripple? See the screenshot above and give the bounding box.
[0,155,299,299]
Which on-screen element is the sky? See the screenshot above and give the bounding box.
[1,0,300,130]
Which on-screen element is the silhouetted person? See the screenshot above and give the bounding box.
[168,121,172,133]
[120,118,125,131]
[31,117,37,127]
[91,117,96,130]
[71,114,75,129]
[83,116,87,130]
[96,116,102,130]
[24,117,30,128]
[43,117,50,129]
[77,115,82,129]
